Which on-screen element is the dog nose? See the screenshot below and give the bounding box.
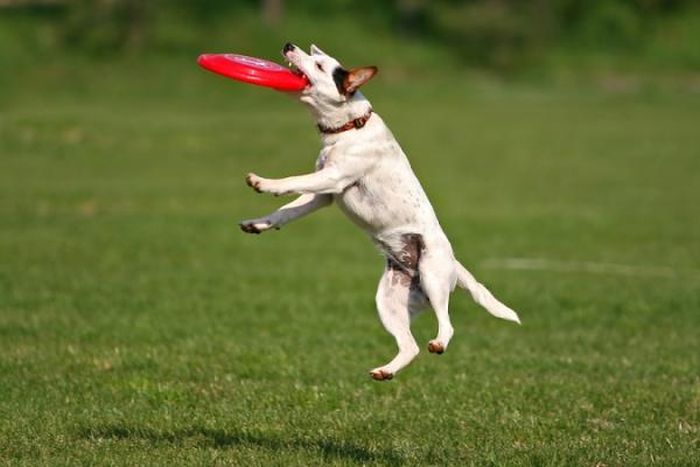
[283,42,295,53]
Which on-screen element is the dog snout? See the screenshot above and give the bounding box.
[283,42,295,54]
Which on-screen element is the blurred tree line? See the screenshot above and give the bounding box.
[2,0,698,70]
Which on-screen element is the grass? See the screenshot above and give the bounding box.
[1,56,699,465]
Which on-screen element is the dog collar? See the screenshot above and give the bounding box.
[318,109,373,134]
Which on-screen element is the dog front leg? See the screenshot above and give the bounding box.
[246,167,351,196]
[239,193,332,234]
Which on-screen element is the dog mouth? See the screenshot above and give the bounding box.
[285,60,308,81]
[282,48,310,86]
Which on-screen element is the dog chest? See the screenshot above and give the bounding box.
[334,163,434,234]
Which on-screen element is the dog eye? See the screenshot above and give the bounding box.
[316,63,324,72]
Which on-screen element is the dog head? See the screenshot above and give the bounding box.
[282,42,377,118]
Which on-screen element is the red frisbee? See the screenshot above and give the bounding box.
[197,53,308,92]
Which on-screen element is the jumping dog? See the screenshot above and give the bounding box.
[240,43,520,380]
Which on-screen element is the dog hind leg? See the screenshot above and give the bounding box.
[369,266,424,381]
[419,248,456,354]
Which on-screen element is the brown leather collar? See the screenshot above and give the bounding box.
[317,109,373,134]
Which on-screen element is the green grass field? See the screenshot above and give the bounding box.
[1,58,699,465]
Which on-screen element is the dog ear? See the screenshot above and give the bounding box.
[310,44,327,56]
[343,66,378,94]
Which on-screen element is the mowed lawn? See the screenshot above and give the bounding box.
[1,60,699,465]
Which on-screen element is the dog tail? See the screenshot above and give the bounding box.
[455,261,521,324]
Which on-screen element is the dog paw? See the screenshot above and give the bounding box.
[245,173,287,196]
[245,173,265,193]
[369,368,394,381]
[239,218,276,234]
[427,340,445,354]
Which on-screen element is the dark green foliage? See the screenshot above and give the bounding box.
[429,2,549,70]
[574,1,646,48]
[46,0,152,52]
[1,0,699,71]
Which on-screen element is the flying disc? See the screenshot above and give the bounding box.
[197,53,309,92]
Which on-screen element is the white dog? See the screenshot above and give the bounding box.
[240,43,520,380]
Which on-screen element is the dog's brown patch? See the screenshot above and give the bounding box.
[369,369,393,381]
[333,66,378,96]
[386,234,424,288]
[245,174,263,193]
[240,222,263,234]
[332,67,349,95]
[427,340,445,354]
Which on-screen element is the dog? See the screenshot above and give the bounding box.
[239,43,520,381]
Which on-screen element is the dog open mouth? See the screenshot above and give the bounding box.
[285,60,308,83]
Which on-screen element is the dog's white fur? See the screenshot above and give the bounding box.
[240,44,520,380]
